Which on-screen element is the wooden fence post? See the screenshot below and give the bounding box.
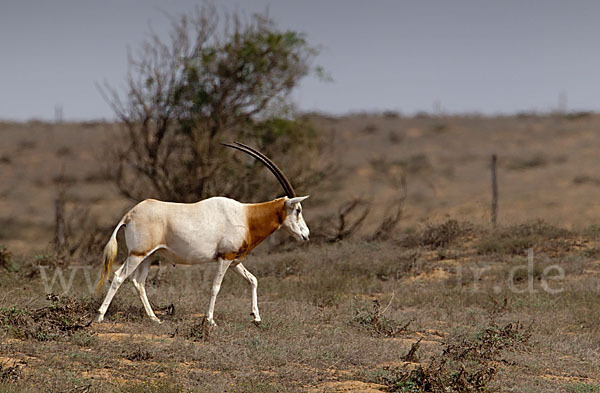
[491,154,498,228]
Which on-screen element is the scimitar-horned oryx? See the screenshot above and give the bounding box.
[95,142,310,326]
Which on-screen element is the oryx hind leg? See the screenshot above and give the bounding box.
[131,259,161,323]
[231,263,261,323]
[96,252,147,322]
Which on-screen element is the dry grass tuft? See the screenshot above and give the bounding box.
[173,316,213,342]
[401,219,470,249]
[124,345,153,361]
[477,219,571,255]
[419,220,468,248]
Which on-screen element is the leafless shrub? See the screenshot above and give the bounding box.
[315,198,371,242]
[313,159,406,243]
[0,294,93,341]
[370,172,407,241]
[372,320,531,392]
[51,181,110,265]
[351,299,411,338]
[174,316,213,342]
[403,338,422,362]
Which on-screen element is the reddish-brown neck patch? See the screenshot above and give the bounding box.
[217,198,287,261]
[243,198,287,255]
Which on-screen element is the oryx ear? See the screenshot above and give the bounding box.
[285,196,309,206]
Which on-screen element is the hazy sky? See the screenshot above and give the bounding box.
[1,0,599,120]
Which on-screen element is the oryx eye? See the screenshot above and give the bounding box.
[296,208,300,216]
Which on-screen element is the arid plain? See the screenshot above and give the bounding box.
[1,113,600,392]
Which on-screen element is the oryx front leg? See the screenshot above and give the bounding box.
[206,258,232,326]
[96,253,145,323]
[131,259,162,323]
[232,263,261,323]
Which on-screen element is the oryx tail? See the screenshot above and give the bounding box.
[96,216,126,292]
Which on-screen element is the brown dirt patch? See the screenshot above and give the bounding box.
[95,332,175,343]
[310,380,387,393]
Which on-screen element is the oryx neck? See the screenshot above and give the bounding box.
[244,198,287,253]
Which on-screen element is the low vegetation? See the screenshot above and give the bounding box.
[0,294,93,341]
[371,320,531,393]
[351,299,411,338]
[476,219,572,255]
[1,222,599,392]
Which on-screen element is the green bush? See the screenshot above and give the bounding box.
[103,4,329,203]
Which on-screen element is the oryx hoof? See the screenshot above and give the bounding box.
[206,318,217,327]
[251,312,261,325]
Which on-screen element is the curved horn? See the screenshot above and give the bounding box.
[233,142,296,197]
[221,142,296,197]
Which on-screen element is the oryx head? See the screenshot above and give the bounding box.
[222,142,310,242]
[282,196,310,241]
